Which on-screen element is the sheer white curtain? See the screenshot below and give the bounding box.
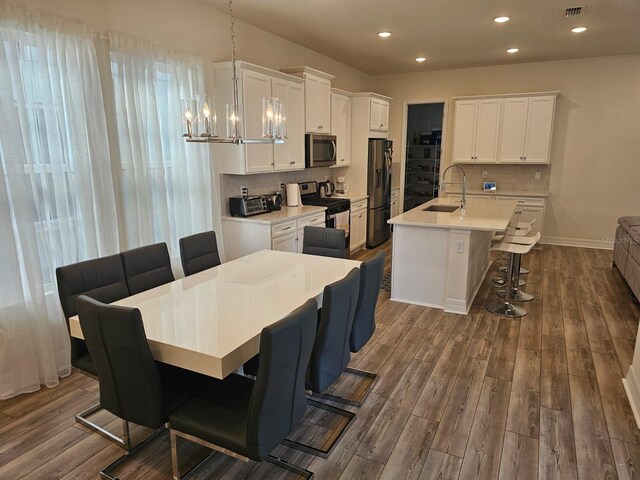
[0,7,120,398]
[109,35,213,261]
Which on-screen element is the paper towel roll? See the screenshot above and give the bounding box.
[286,183,300,207]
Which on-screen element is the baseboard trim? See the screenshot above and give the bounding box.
[624,365,640,429]
[541,236,614,250]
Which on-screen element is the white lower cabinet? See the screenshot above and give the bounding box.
[391,188,400,218]
[350,199,368,252]
[222,211,326,261]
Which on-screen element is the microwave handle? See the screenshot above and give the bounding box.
[330,140,337,161]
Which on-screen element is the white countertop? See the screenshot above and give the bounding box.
[69,250,361,379]
[222,205,326,225]
[446,189,549,198]
[388,197,518,232]
[333,193,368,203]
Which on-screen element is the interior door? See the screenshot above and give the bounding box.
[499,97,529,163]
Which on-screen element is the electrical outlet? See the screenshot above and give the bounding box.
[535,172,541,181]
[482,171,488,180]
[456,240,465,253]
[278,182,286,191]
[240,186,249,196]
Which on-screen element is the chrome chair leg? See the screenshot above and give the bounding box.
[75,403,130,450]
[307,367,377,408]
[500,265,529,275]
[100,425,167,480]
[497,288,535,302]
[282,398,355,459]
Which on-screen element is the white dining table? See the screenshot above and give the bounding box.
[68,249,361,379]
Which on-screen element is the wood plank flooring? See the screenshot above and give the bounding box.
[1,243,640,479]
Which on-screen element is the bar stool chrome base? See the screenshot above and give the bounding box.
[499,265,530,275]
[491,277,526,288]
[497,289,535,302]
[487,301,528,318]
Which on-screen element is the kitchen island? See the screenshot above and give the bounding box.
[388,197,518,314]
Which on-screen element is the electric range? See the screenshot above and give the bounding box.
[298,181,351,247]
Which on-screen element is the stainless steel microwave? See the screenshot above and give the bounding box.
[305,134,337,168]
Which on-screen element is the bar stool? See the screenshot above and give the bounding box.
[486,233,539,318]
[496,233,541,302]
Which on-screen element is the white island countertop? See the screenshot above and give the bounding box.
[389,197,517,232]
[222,205,326,225]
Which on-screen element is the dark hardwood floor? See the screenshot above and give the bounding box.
[1,243,640,479]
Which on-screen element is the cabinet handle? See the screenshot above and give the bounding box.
[282,226,292,231]
[318,125,323,129]
[380,124,384,127]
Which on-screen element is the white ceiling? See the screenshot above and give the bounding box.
[202,0,640,75]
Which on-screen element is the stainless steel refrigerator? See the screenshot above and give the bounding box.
[367,138,393,248]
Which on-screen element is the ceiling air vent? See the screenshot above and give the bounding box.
[564,6,585,17]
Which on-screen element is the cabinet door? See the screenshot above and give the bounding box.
[369,98,386,131]
[331,93,351,166]
[304,74,319,133]
[391,197,399,218]
[474,99,502,163]
[273,80,305,171]
[452,100,477,163]
[350,209,367,249]
[359,210,368,246]
[316,78,331,133]
[288,83,306,169]
[242,70,273,172]
[498,97,528,163]
[272,232,297,253]
[379,101,389,131]
[523,96,555,164]
[516,206,543,240]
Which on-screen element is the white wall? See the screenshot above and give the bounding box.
[374,54,640,248]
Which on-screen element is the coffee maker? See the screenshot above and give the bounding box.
[335,176,349,195]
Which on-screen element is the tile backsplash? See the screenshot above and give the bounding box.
[447,163,550,193]
[219,167,343,215]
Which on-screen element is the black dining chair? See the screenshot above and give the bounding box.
[169,299,318,479]
[284,267,360,458]
[75,295,218,479]
[179,230,221,276]
[55,254,131,448]
[302,226,348,258]
[343,251,386,406]
[120,242,175,295]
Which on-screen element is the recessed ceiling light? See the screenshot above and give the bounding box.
[506,48,519,54]
[494,16,510,23]
[378,31,392,38]
[571,26,588,33]
[415,57,427,62]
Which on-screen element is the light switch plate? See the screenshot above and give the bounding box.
[535,172,541,180]
[456,240,465,253]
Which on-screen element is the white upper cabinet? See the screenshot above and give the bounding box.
[453,93,557,165]
[330,90,351,166]
[281,67,334,134]
[452,99,501,163]
[241,69,274,173]
[498,95,556,164]
[369,97,389,131]
[273,78,305,171]
[214,61,305,175]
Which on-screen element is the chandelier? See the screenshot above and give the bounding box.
[181,0,286,144]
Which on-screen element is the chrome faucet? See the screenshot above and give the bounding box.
[441,164,467,212]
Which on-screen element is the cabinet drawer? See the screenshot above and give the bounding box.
[271,220,297,238]
[351,199,368,211]
[496,196,545,207]
[298,213,326,229]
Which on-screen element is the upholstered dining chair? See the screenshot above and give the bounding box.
[302,226,348,258]
[169,299,318,479]
[344,251,386,406]
[284,267,360,458]
[120,242,174,295]
[179,230,221,276]
[75,295,217,479]
[55,254,131,448]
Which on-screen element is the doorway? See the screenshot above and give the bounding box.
[403,103,445,212]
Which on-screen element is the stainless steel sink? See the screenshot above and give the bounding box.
[423,205,460,213]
